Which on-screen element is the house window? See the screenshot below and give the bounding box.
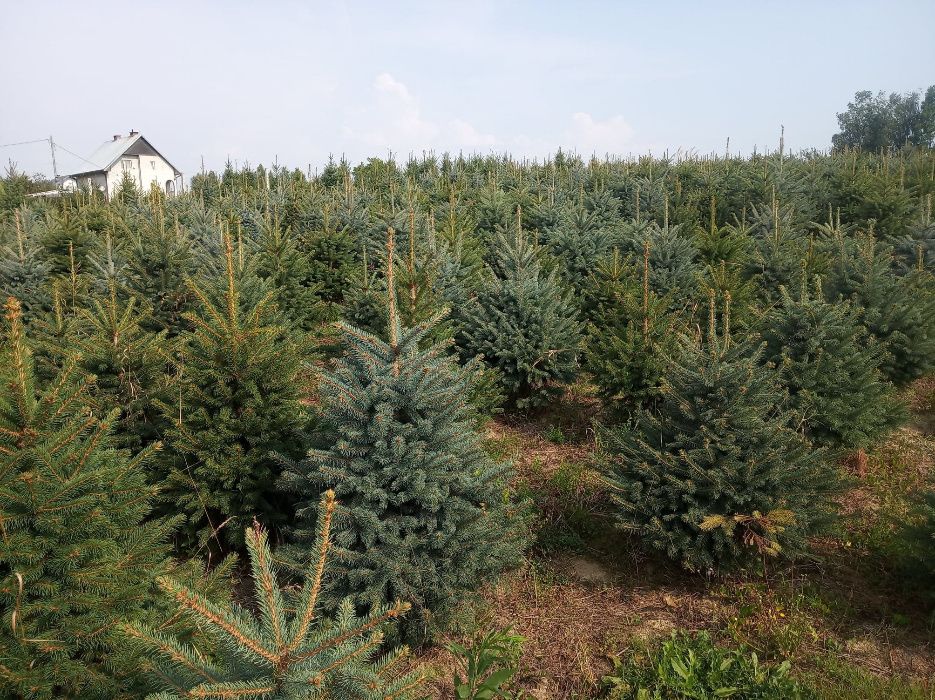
[166,180,175,196]
[151,160,156,169]
[121,158,133,174]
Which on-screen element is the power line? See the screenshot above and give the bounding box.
[0,137,49,149]
[52,142,101,170]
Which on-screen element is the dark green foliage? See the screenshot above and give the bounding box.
[125,492,424,700]
[123,206,195,334]
[825,235,935,386]
[896,486,935,600]
[301,217,359,304]
[0,297,172,699]
[832,87,935,150]
[2,145,935,689]
[252,213,328,331]
[602,632,813,699]
[0,164,41,214]
[618,221,701,303]
[158,235,311,551]
[599,327,839,571]
[462,222,582,409]
[828,168,916,241]
[760,280,904,452]
[545,205,616,295]
[282,269,523,644]
[342,259,389,338]
[39,212,94,277]
[0,208,52,320]
[894,220,935,273]
[71,288,170,451]
[585,248,679,414]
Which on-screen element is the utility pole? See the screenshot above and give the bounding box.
[49,136,59,178]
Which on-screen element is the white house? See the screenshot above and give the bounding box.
[64,131,183,199]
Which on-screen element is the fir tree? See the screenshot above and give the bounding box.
[462,211,582,409]
[0,297,172,699]
[301,211,359,304]
[894,222,935,274]
[39,211,95,278]
[759,279,903,452]
[124,206,195,334]
[898,485,935,600]
[342,248,389,339]
[71,286,170,452]
[28,283,85,384]
[617,221,701,306]
[585,245,680,414]
[86,230,131,295]
[599,305,839,572]
[744,200,813,304]
[544,204,616,296]
[158,233,311,551]
[282,231,524,644]
[395,211,447,333]
[431,204,486,357]
[252,211,328,332]
[0,207,52,320]
[124,492,424,700]
[825,234,935,386]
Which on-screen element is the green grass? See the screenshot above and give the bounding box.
[801,654,934,700]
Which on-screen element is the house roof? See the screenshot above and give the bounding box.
[68,133,182,177]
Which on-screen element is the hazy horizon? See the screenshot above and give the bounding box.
[2,0,933,180]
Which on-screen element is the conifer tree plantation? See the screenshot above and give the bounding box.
[2,146,935,699]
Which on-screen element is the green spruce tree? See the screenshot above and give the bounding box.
[253,211,328,332]
[158,232,311,551]
[71,286,170,452]
[618,220,701,305]
[760,279,903,452]
[599,301,839,572]
[0,207,52,321]
[0,297,172,699]
[544,204,616,296]
[825,234,935,386]
[124,206,195,334]
[585,244,680,415]
[124,491,424,700]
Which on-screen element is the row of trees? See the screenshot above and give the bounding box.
[1,144,934,696]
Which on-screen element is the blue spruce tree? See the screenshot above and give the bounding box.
[461,209,582,409]
[282,229,524,644]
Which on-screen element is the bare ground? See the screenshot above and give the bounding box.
[414,380,935,698]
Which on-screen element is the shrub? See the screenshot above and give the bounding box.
[602,632,813,699]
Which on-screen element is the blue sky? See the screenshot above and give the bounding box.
[1,1,933,179]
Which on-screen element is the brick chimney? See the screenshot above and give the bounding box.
[113,134,121,141]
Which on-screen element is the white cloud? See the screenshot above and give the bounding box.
[564,112,636,156]
[342,73,498,157]
[449,119,498,149]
